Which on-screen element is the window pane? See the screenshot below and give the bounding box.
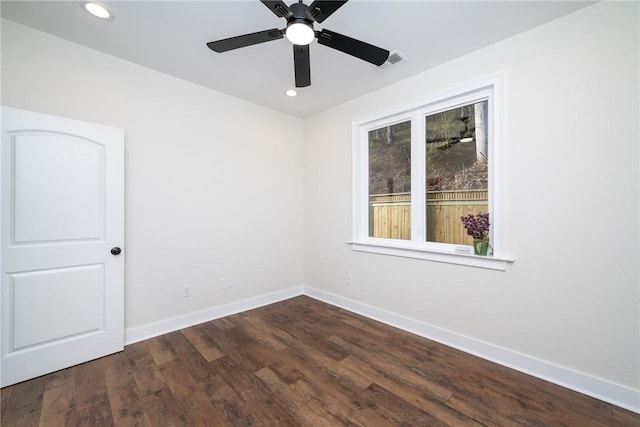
[425,101,488,244]
[368,121,411,239]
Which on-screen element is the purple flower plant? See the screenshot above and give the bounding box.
[460,213,490,241]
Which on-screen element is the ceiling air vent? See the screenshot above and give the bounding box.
[377,50,406,71]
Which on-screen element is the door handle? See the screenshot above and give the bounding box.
[111,247,122,255]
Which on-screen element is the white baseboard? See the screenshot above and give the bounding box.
[303,286,640,414]
[124,286,303,345]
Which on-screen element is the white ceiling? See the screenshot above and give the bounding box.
[1,0,595,117]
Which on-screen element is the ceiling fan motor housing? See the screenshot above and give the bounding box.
[290,2,313,22]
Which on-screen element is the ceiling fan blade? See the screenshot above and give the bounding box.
[306,1,348,23]
[293,45,311,87]
[260,0,292,19]
[207,28,283,53]
[317,28,389,66]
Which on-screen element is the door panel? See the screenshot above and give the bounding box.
[1,107,124,387]
[13,132,104,243]
[11,265,104,349]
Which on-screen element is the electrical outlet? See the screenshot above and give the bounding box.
[183,285,191,298]
[218,276,235,290]
[346,274,353,286]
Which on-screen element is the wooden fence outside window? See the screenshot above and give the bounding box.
[369,190,488,244]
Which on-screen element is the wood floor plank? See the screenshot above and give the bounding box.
[333,309,396,341]
[39,368,76,423]
[207,355,299,426]
[242,343,306,385]
[75,400,113,426]
[359,382,449,427]
[238,334,382,427]
[39,410,78,427]
[509,386,619,427]
[318,308,505,398]
[209,316,235,331]
[1,375,48,427]
[254,366,340,427]
[181,323,225,362]
[1,383,13,407]
[233,313,288,351]
[445,391,529,426]
[247,338,373,424]
[340,354,482,426]
[162,330,213,382]
[613,406,640,425]
[2,295,639,427]
[198,320,271,375]
[261,311,350,362]
[139,386,187,426]
[158,358,227,426]
[125,341,167,399]
[146,334,179,366]
[75,357,109,410]
[272,328,372,391]
[289,377,371,426]
[202,372,265,426]
[329,335,454,402]
[103,350,152,427]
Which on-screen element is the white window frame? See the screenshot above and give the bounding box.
[351,74,514,270]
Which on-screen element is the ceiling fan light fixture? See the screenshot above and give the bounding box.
[286,20,314,45]
[82,1,113,20]
[207,0,389,88]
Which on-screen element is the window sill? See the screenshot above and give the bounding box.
[349,240,514,271]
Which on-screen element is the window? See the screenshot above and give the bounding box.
[352,74,512,269]
[425,100,488,245]
[368,120,412,240]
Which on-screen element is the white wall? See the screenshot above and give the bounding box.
[303,0,639,405]
[1,19,305,331]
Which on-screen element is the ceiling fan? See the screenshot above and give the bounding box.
[206,0,390,88]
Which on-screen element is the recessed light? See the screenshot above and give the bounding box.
[285,89,298,97]
[82,2,113,20]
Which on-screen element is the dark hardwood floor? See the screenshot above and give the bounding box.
[2,296,639,426]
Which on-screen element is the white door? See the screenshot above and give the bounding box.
[1,107,124,387]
